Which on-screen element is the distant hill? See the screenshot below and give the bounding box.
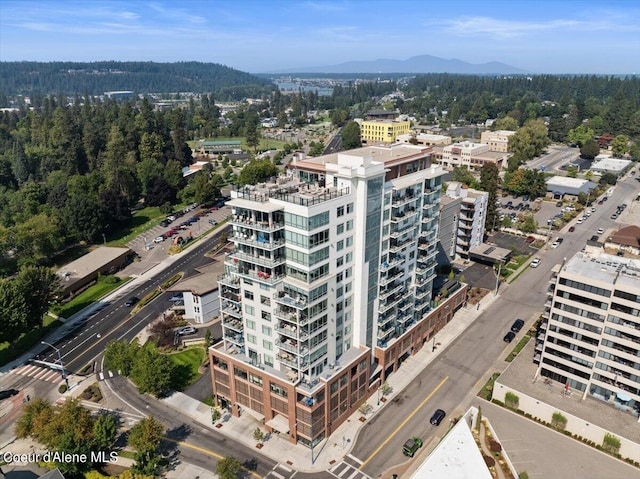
[269,54,528,75]
[0,61,274,99]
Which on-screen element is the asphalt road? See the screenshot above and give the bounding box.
[527,144,579,173]
[23,225,230,379]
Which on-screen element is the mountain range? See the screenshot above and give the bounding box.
[269,54,527,75]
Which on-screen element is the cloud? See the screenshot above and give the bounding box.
[146,2,207,25]
[302,1,347,13]
[431,15,640,39]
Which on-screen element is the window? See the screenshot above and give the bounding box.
[260,295,271,306]
[247,334,256,344]
[262,325,272,336]
[263,340,273,351]
[270,382,288,397]
[345,282,352,293]
[249,373,263,385]
[264,355,274,367]
[337,240,344,251]
[261,311,272,321]
[336,256,344,268]
[245,305,255,315]
[346,236,353,247]
[244,291,254,300]
[336,286,343,297]
[337,206,345,217]
[346,252,353,263]
[346,220,353,231]
[347,203,353,214]
[246,319,256,330]
[337,223,344,235]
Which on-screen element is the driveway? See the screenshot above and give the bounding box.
[489,232,537,256]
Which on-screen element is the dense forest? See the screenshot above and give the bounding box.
[0,61,274,100]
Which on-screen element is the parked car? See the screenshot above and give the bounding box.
[0,389,19,400]
[430,409,446,426]
[611,213,618,220]
[526,236,535,243]
[551,240,560,248]
[177,326,197,336]
[503,331,516,343]
[124,296,139,307]
[556,201,563,207]
[569,226,575,232]
[402,437,423,457]
[159,219,170,227]
[597,228,604,235]
[511,319,525,333]
[153,235,165,243]
[530,258,541,268]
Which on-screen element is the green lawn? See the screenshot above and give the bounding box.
[167,347,205,388]
[106,206,177,247]
[505,334,532,362]
[51,275,130,319]
[191,136,288,152]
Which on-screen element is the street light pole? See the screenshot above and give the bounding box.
[41,341,69,389]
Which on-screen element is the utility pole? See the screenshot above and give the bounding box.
[494,260,503,296]
[41,341,69,389]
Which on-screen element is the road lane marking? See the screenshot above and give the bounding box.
[358,375,449,470]
[163,437,262,478]
[347,454,362,464]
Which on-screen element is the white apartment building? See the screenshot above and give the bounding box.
[210,145,467,446]
[536,248,640,417]
[480,130,515,153]
[169,263,221,324]
[446,182,488,259]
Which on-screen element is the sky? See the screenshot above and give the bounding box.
[1,0,639,74]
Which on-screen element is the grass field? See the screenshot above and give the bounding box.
[167,347,205,388]
[107,206,174,247]
[51,275,130,319]
[189,136,288,152]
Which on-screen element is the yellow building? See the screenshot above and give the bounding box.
[360,119,411,144]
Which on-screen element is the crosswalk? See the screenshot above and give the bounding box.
[97,370,118,381]
[10,364,65,384]
[263,463,296,479]
[329,459,372,479]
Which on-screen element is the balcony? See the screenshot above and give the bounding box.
[224,333,245,346]
[380,282,403,300]
[380,255,403,271]
[377,326,395,340]
[275,323,309,341]
[236,269,284,285]
[274,292,308,309]
[277,352,306,369]
[221,290,241,303]
[390,222,417,239]
[380,269,403,286]
[217,274,241,289]
[277,338,308,356]
[415,288,430,300]
[389,239,411,254]
[229,250,285,269]
[221,304,242,318]
[229,215,285,232]
[232,234,285,251]
[222,318,243,332]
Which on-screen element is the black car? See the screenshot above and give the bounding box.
[503,331,516,343]
[0,389,19,400]
[159,219,170,227]
[124,296,139,307]
[430,408,446,426]
[511,319,525,333]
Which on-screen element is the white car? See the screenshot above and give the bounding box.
[530,258,541,268]
[551,241,560,248]
[177,326,197,336]
[576,218,583,224]
[153,236,165,243]
[597,228,604,235]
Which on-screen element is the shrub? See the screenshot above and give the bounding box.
[489,438,502,453]
[602,432,621,454]
[483,454,495,468]
[358,403,373,416]
[504,392,520,410]
[58,384,67,394]
[551,411,567,431]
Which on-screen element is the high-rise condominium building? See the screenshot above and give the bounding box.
[210,144,467,447]
[536,247,640,416]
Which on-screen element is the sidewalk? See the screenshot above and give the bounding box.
[160,289,502,474]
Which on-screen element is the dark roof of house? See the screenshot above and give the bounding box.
[608,225,640,248]
[39,469,66,479]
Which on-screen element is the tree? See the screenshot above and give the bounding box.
[130,343,176,397]
[493,116,518,131]
[520,214,538,233]
[146,176,176,207]
[599,172,617,186]
[611,134,629,157]
[62,193,105,243]
[14,265,60,330]
[567,124,594,147]
[480,163,500,232]
[580,139,600,160]
[252,427,265,444]
[216,456,243,479]
[128,416,165,477]
[104,339,138,377]
[194,172,218,206]
[451,166,477,187]
[508,120,549,170]
[0,278,30,347]
[93,412,119,452]
[237,159,278,186]
[341,121,361,150]
[245,113,261,152]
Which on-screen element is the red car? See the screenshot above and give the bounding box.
[525,236,535,243]
[569,226,576,232]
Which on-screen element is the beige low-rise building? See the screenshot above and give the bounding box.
[480,130,516,153]
[395,132,452,147]
[439,141,509,170]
